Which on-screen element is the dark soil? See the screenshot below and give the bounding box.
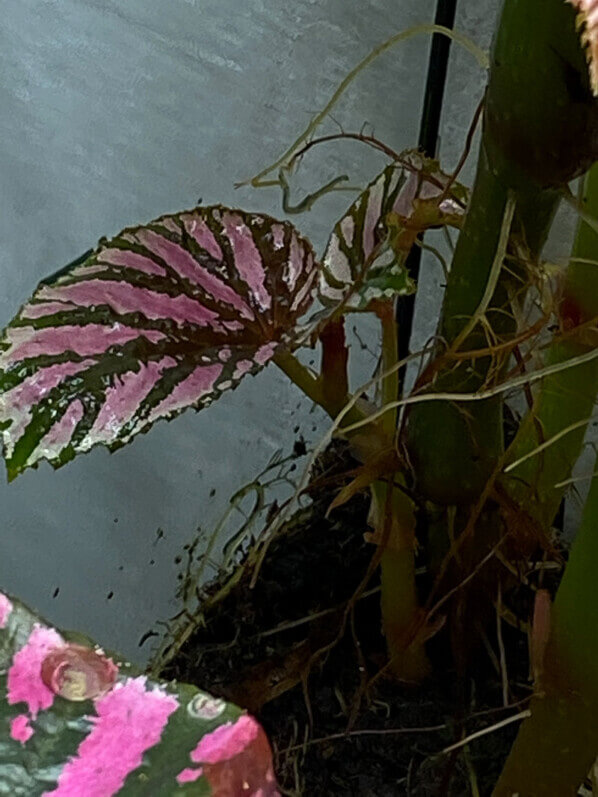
[162,444,540,796]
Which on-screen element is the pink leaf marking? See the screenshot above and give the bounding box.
[81,357,177,448]
[339,215,355,248]
[284,235,304,292]
[97,248,166,277]
[221,212,271,311]
[192,715,260,764]
[4,325,164,365]
[23,302,81,320]
[290,268,317,313]
[223,320,244,332]
[134,227,253,318]
[148,363,223,421]
[7,625,64,718]
[10,714,34,745]
[176,767,204,784]
[254,343,277,366]
[321,233,351,303]
[362,177,385,257]
[1,361,94,459]
[271,224,285,251]
[182,214,223,261]
[189,715,280,796]
[43,677,178,797]
[37,280,221,329]
[156,217,182,235]
[29,399,85,465]
[233,359,254,379]
[70,264,111,279]
[3,360,93,411]
[392,170,420,218]
[0,592,13,628]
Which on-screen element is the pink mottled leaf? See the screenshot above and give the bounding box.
[0,206,318,478]
[568,0,598,96]
[319,151,467,310]
[0,590,279,796]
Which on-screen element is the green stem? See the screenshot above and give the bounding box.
[371,480,431,682]
[405,0,598,508]
[500,162,598,529]
[372,300,430,680]
[275,345,430,681]
[378,301,399,437]
[494,163,598,795]
[405,149,513,505]
[272,349,341,416]
[494,470,598,795]
[273,348,390,457]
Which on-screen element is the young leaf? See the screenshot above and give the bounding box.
[568,0,598,96]
[0,590,279,796]
[0,206,317,479]
[319,151,467,310]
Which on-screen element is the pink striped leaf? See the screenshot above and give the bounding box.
[0,590,279,796]
[0,206,318,479]
[319,151,467,310]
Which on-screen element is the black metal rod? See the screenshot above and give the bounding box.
[418,0,458,156]
[397,0,458,366]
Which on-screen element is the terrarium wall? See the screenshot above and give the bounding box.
[0,0,500,663]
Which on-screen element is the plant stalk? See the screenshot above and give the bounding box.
[374,300,430,679]
[371,479,431,682]
[494,470,598,795]
[500,163,598,529]
[405,0,598,507]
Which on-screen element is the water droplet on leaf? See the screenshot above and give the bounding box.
[41,644,118,701]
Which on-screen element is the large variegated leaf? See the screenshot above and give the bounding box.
[319,151,467,310]
[568,0,598,96]
[0,206,317,479]
[0,591,279,796]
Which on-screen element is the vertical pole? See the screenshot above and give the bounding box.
[396,0,458,369]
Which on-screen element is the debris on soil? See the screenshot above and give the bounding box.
[160,443,549,795]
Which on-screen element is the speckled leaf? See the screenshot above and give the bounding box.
[0,206,318,479]
[0,591,279,796]
[568,0,598,96]
[319,151,467,310]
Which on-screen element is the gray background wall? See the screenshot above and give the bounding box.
[0,0,500,663]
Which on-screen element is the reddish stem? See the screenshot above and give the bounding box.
[319,318,349,415]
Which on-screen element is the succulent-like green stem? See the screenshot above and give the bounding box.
[273,348,361,427]
[376,300,430,680]
[493,164,598,797]
[405,0,598,508]
[371,479,431,682]
[494,470,598,795]
[500,163,598,528]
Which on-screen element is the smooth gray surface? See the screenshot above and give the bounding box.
[0,0,436,663]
